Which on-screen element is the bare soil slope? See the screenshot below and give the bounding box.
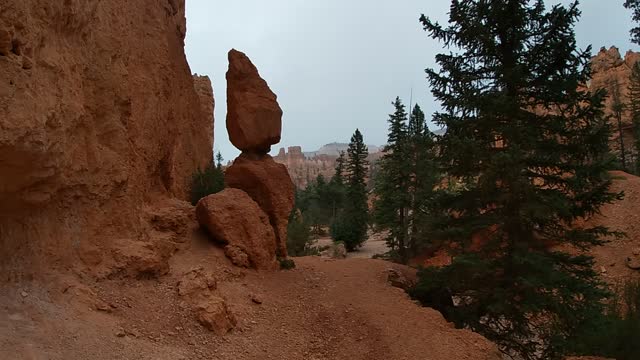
[587,171,640,282]
[1,240,498,360]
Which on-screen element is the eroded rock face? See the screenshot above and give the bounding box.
[226,49,282,153]
[225,153,295,258]
[195,189,278,270]
[193,74,215,150]
[589,47,639,158]
[0,0,213,278]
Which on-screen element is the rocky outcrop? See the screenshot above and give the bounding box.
[211,50,294,262]
[225,153,295,258]
[226,49,282,153]
[193,74,215,150]
[274,144,383,189]
[195,189,278,270]
[589,47,639,161]
[0,0,213,279]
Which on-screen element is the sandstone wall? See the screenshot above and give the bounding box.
[0,0,213,279]
[590,47,639,162]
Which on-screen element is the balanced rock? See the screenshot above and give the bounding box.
[225,153,295,258]
[196,188,278,270]
[226,49,282,153]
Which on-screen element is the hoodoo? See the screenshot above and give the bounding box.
[197,49,295,265]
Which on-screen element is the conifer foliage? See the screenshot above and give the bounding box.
[190,152,225,205]
[410,1,621,358]
[373,98,439,263]
[331,129,369,250]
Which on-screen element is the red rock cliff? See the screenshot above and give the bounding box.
[590,47,639,161]
[0,0,213,279]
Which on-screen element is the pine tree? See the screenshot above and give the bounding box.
[629,61,640,174]
[329,151,348,219]
[410,1,621,358]
[333,151,347,185]
[373,97,411,261]
[215,151,224,169]
[332,129,369,251]
[406,104,439,256]
[625,0,640,44]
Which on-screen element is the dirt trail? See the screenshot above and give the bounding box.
[316,230,390,259]
[1,253,497,360]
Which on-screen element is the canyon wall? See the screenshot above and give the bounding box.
[0,0,213,279]
[274,145,382,189]
[590,47,639,163]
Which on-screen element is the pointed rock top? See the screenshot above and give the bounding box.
[226,49,282,154]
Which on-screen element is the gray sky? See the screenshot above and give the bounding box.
[185,1,636,161]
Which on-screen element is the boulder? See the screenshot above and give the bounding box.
[626,255,640,270]
[225,153,295,258]
[386,266,418,290]
[176,268,235,335]
[226,49,282,153]
[195,188,278,270]
[224,245,251,268]
[194,296,237,335]
[321,242,347,259]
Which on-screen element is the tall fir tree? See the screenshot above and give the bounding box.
[410,1,621,358]
[629,61,640,174]
[332,129,369,250]
[406,104,439,256]
[215,151,224,169]
[374,97,411,261]
[625,0,640,44]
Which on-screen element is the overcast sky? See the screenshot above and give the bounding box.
[185,1,636,160]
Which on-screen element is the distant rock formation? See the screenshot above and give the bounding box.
[274,144,383,189]
[0,0,213,279]
[589,47,639,162]
[303,142,381,157]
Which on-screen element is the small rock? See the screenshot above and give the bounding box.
[600,266,607,274]
[0,29,11,56]
[116,329,126,337]
[20,291,28,298]
[22,56,33,70]
[125,328,141,338]
[633,248,640,256]
[626,256,640,270]
[250,294,263,304]
[95,301,112,312]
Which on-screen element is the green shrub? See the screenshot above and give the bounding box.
[286,209,314,256]
[278,257,296,270]
[190,162,224,205]
[330,215,366,251]
[565,278,640,360]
